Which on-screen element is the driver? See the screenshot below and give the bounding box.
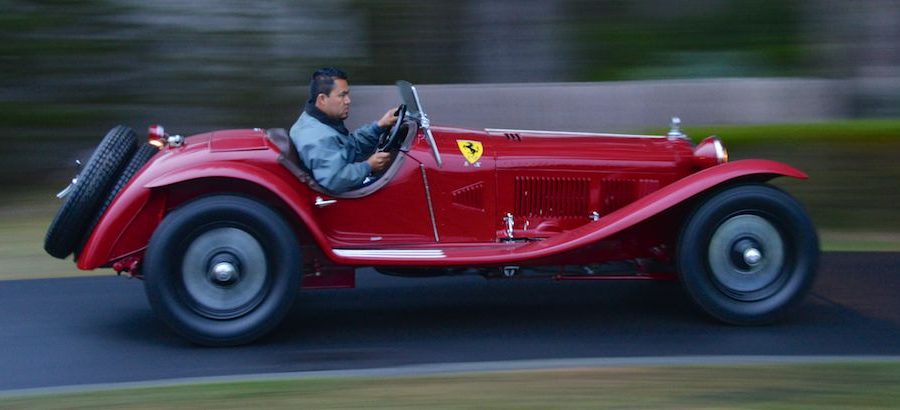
[289,67,399,194]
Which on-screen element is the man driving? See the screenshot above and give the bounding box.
[290,67,399,194]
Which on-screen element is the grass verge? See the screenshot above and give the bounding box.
[2,362,899,409]
[0,189,94,280]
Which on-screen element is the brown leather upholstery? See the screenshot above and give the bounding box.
[265,128,330,194]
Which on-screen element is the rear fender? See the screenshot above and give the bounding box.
[77,161,325,270]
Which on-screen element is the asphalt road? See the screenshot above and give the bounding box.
[1,252,898,391]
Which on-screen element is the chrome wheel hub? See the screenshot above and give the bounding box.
[708,214,785,296]
[743,247,763,266]
[729,238,764,271]
[209,260,240,285]
[181,227,268,318]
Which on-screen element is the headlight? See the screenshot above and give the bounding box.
[693,136,728,169]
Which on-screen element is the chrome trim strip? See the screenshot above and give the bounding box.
[420,164,440,242]
[484,128,665,139]
[334,249,446,259]
[314,196,337,208]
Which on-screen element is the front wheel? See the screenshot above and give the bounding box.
[677,183,819,325]
[144,195,301,346]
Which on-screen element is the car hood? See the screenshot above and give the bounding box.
[489,131,685,169]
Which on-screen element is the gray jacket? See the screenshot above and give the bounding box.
[289,111,383,193]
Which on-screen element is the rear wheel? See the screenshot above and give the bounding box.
[144,195,301,346]
[677,183,818,324]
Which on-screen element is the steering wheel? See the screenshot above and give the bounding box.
[376,104,407,152]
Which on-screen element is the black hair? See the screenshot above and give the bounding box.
[308,67,348,103]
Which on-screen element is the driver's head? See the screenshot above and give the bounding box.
[310,67,351,121]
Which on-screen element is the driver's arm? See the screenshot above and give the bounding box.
[376,107,399,129]
[347,122,381,160]
[299,134,372,193]
[366,152,392,173]
[348,107,399,159]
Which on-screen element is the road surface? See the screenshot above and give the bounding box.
[1,252,897,391]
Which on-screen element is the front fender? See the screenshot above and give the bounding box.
[333,159,807,266]
[77,161,325,270]
[510,159,807,259]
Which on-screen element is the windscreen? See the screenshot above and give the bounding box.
[395,80,422,119]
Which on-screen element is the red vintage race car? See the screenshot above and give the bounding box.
[45,81,818,346]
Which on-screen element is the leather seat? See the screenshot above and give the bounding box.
[265,128,330,195]
[266,124,411,199]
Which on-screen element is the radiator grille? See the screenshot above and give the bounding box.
[514,176,590,217]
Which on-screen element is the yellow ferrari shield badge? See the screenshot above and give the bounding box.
[456,140,483,164]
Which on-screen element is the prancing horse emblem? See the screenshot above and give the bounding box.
[456,140,483,164]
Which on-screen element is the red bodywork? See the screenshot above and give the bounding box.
[78,125,806,286]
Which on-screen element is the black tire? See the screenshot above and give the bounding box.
[76,143,158,255]
[45,126,138,259]
[143,195,301,346]
[677,183,819,325]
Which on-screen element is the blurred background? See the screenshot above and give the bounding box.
[2,0,899,277]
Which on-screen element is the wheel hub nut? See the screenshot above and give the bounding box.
[743,248,763,266]
[210,262,239,284]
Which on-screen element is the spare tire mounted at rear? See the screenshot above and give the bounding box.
[44,125,155,259]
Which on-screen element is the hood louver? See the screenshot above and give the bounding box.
[600,178,660,214]
[452,182,485,211]
[515,176,589,218]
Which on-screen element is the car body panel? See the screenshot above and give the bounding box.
[79,132,324,269]
[407,126,499,243]
[312,153,437,245]
[327,158,805,267]
[78,123,807,277]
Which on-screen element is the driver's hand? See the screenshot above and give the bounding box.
[366,152,392,173]
[377,106,400,129]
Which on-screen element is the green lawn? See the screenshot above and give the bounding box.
[0,190,89,280]
[3,362,899,409]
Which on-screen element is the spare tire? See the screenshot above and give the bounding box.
[76,142,159,256]
[45,126,138,259]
